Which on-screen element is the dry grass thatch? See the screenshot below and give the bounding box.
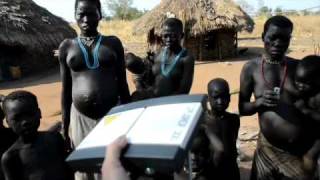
[133,0,254,37]
[0,0,76,75]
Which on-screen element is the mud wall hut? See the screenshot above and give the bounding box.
[133,0,254,61]
[0,0,76,80]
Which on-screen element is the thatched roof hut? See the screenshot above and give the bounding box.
[133,0,254,61]
[0,0,76,80]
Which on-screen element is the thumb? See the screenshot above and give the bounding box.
[107,135,128,160]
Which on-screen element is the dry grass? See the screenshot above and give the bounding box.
[239,15,320,39]
[239,15,320,52]
[71,16,320,55]
[71,20,146,45]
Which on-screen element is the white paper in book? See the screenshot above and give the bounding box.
[77,103,202,150]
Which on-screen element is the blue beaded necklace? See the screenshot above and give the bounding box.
[161,47,186,77]
[77,35,103,70]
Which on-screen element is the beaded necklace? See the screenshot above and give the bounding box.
[161,47,186,77]
[77,34,103,70]
[261,56,288,91]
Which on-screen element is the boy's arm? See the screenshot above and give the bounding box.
[54,131,70,158]
[232,115,241,146]
[112,36,131,104]
[175,54,195,94]
[203,125,224,166]
[2,151,21,180]
[58,39,73,151]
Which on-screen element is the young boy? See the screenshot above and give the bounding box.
[125,18,194,100]
[294,55,320,178]
[1,90,72,180]
[183,126,215,180]
[0,95,17,180]
[201,78,240,180]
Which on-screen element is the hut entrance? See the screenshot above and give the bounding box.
[0,44,24,80]
[185,29,237,61]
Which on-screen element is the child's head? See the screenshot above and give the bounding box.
[3,91,41,138]
[295,55,320,96]
[125,53,145,74]
[161,18,184,49]
[207,78,230,113]
[189,127,210,172]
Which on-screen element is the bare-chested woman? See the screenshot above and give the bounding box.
[58,0,130,179]
[239,15,316,180]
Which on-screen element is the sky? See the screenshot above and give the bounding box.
[33,0,161,22]
[33,0,319,22]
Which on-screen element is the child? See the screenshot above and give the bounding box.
[1,90,72,180]
[294,55,320,122]
[183,126,215,180]
[203,78,240,180]
[0,95,17,180]
[125,52,155,101]
[294,55,320,178]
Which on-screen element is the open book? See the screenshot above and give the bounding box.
[67,95,206,173]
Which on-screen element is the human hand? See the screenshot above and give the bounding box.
[255,90,280,108]
[64,135,73,153]
[102,136,129,180]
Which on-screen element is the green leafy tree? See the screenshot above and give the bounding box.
[258,6,272,17]
[105,0,145,20]
[274,7,283,15]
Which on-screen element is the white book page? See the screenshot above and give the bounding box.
[77,108,145,150]
[127,103,202,148]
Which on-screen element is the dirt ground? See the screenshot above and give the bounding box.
[0,39,315,179]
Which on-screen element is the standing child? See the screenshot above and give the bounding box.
[183,126,215,180]
[202,78,240,180]
[0,95,17,180]
[1,91,72,180]
[294,55,320,179]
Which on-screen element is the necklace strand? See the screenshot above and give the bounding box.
[261,57,288,91]
[161,47,186,77]
[77,35,103,70]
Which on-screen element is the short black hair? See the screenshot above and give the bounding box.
[75,0,102,17]
[125,53,145,74]
[162,18,183,33]
[298,55,320,78]
[263,15,293,37]
[3,91,38,112]
[207,78,230,94]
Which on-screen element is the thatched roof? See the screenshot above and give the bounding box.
[0,0,76,75]
[133,0,254,37]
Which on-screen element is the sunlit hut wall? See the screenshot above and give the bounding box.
[133,0,254,61]
[0,0,76,79]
